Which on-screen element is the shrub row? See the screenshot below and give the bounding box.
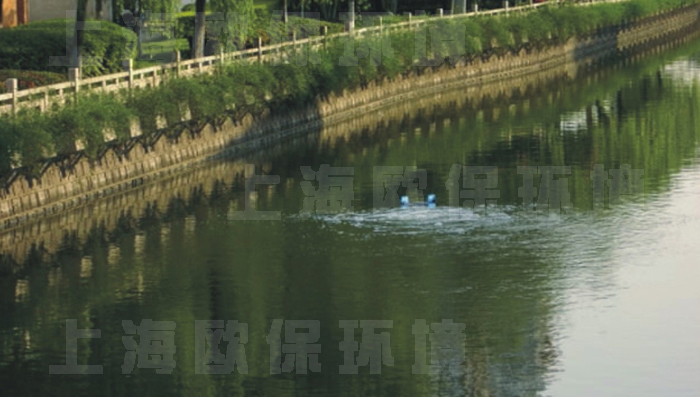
[175,10,345,55]
[0,0,696,176]
[0,70,66,93]
[0,19,137,77]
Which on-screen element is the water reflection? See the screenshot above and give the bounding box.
[1,40,700,396]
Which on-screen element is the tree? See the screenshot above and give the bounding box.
[194,0,207,58]
[192,0,254,59]
[70,0,177,67]
[70,0,90,68]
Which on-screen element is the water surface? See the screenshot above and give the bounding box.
[1,41,700,396]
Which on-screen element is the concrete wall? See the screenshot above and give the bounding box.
[1,3,699,238]
[28,0,112,22]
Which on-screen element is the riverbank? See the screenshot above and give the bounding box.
[2,26,700,268]
[0,0,699,231]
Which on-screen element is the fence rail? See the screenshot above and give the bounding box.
[0,0,628,115]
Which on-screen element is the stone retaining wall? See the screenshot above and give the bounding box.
[1,9,699,266]
[0,69,582,265]
[0,4,698,235]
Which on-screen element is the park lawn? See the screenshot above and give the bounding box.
[141,38,190,56]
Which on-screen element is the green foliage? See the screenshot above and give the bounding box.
[0,19,137,77]
[0,0,697,176]
[14,112,54,172]
[52,93,134,157]
[463,19,483,58]
[176,10,344,51]
[0,111,53,174]
[0,116,21,173]
[523,12,552,47]
[118,0,180,15]
[0,70,66,93]
[181,3,196,12]
[624,0,657,19]
[127,84,170,133]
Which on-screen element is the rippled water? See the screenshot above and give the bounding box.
[2,41,700,396]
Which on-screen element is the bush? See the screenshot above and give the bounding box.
[463,19,484,58]
[0,116,21,173]
[176,10,345,55]
[0,19,137,77]
[0,112,53,174]
[51,94,134,157]
[479,17,514,53]
[0,70,66,93]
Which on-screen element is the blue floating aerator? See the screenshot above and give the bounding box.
[426,194,437,208]
[400,196,410,207]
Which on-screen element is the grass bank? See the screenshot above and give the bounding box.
[0,0,696,177]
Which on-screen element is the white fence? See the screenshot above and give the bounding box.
[0,0,627,115]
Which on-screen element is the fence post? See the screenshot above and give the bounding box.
[43,90,49,113]
[323,26,328,50]
[504,1,509,13]
[5,79,18,115]
[407,12,412,27]
[293,30,297,54]
[462,0,467,13]
[219,47,225,69]
[473,2,479,13]
[69,67,80,100]
[258,37,263,63]
[175,51,181,78]
[438,8,443,17]
[379,16,383,35]
[123,59,134,91]
[348,0,355,33]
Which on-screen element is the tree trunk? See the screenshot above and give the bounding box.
[193,0,207,59]
[71,0,90,69]
[283,0,288,23]
[112,0,123,23]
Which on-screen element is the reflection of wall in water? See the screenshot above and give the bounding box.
[4,3,700,232]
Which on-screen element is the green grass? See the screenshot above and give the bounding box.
[141,39,190,56]
[133,59,163,69]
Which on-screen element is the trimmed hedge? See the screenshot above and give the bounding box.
[0,0,696,176]
[0,19,137,77]
[0,70,66,93]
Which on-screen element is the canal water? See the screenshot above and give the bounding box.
[1,40,700,396]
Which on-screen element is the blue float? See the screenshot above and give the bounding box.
[400,194,436,208]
